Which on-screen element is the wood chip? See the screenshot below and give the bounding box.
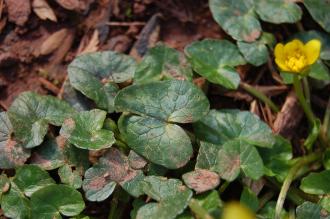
[32,0,57,22]
[39,29,69,56]
[5,0,31,26]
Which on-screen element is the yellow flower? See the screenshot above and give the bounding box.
[222,202,256,219]
[274,39,321,73]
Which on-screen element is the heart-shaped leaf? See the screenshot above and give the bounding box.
[214,140,264,181]
[30,184,85,218]
[196,141,221,170]
[134,44,192,84]
[185,39,246,89]
[0,112,30,169]
[303,0,330,33]
[60,109,115,150]
[58,164,82,189]
[115,80,209,123]
[300,170,330,195]
[8,92,75,148]
[209,0,261,42]
[82,148,144,202]
[68,51,136,112]
[136,176,193,219]
[254,0,302,24]
[13,165,55,197]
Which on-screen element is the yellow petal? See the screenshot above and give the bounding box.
[222,202,255,219]
[275,58,290,72]
[274,43,285,61]
[283,39,304,55]
[304,39,321,64]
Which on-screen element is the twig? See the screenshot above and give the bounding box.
[39,77,60,94]
[106,21,146,26]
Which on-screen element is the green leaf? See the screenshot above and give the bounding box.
[309,61,330,81]
[185,39,246,89]
[0,174,10,200]
[13,165,55,197]
[30,184,85,218]
[240,187,259,212]
[136,176,193,219]
[214,140,264,181]
[195,141,221,170]
[258,201,288,219]
[118,114,193,169]
[128,150,148,170]
[61,79,92,111]
[296,202,323,219]
[209,0,261,42]
[8,92,75,148]
[303,0,330,33]
[58,164,83,189]
[254,0,302,24]
[300,170,330,195]
[323,150,330,170]
[194,190,222,218]
[258,135,293,182]
[320,197,330,213]
[115,80,209,123]
[0,112,30,169]
[194,109,275,147]
[182,169,220,193]
[134,44,192,84]
[1,183,31,219]
[60,109,115,150]
[82,148,144,202]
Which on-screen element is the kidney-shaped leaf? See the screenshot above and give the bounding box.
[303,0,330,33]
[134,44,192,84]
[30,184,85,218]
[60,109,115,150]
[115,80,209,123]
[0,112,30,169]
[137,176,193,219]
[185,39,246,89]
[8,92,75,148]
[209,0,261,42]
[194,109,275,147]
[300,170,330,195]
[118,114,193,169]
[254,0,302,24]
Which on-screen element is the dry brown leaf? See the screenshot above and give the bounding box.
[5,0,31,26]
[32,0,57,22]
[56,0,80,11]
[78,29,99,55]
[0,0,4,19]
[39,29,68,56]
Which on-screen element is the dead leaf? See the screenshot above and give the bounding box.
[56,0,80,11]
[78,29,99,55]
[32,0,57,22]
[39,29,68,56]
[5,0,31,26]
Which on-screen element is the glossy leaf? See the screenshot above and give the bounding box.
[296,202,323,219]
[185,39,246,89]
[194,190,222,218]
[115,80,210,123]
[303,0,330,33]
[209,0,261,42]
[0,112,30,169]
[13,165,55,197]
[30,184,85,218]
[195,141,222,170]
[8,92,75,148]
[300,170,330,195]
[136,176,193,219]
[118,114,193,169]
[60,109,115,150]
[134,44,192,84]
[58,164,82,189]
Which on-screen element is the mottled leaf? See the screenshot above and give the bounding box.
[61,79,92,111]
[209,0,261,42]
[118,114,193,169]
[296,202,323,219]
[8,92,75,148]
[128,150,148,170]
[185,39,246,89]
[134,44,192,84]
[300,170,330,195]
[182,169,220,193]
[0,174,10,200]
[240,187,259,212]
[0,112,30,169]
[30,184,85,218]
[136,176,193,219]
[60,109,115,150]
[13,165,55,197]
[58,164,83,189]
[303,0,330,33]
[195,141,222,170]
[195,190,222,218]
[115,80,209,123]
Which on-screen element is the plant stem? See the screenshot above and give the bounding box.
[240,82,280,113]
[189,198,214,219]
[219,181,230,194]
[323,97,330,133]
[274,152,321,219]
[293,75,315,125]
[302,77,311,108]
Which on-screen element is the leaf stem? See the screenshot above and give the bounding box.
[293,75,315,125]
[240,82,280,112]
[219,181,230,194]
[274,152,321,219]
[189,198,214,219]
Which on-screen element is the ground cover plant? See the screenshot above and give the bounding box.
[1,0,330,219]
